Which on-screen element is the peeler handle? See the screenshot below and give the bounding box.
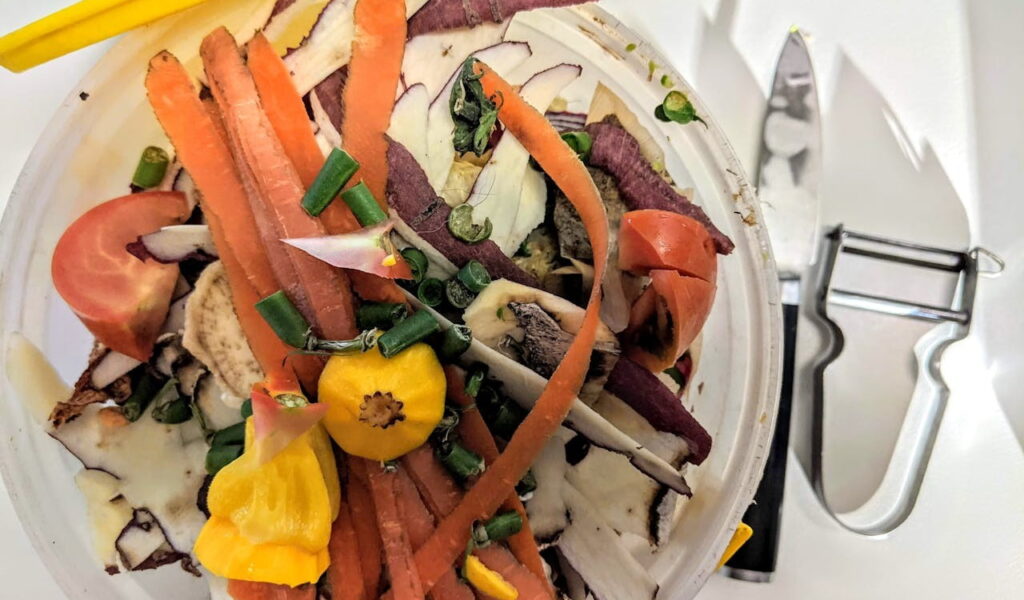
[724,299,798,579]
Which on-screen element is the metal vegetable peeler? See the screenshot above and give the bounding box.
[808,225,1002,535]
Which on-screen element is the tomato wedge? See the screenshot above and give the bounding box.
[624,269,716,372]
[51,191,189,361]
[618,210,717,283]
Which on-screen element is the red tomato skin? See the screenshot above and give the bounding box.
[625,269,716,372]
[618,210,717,283]
[51,191,189,361]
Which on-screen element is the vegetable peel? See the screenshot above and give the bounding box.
[282,220,413,279]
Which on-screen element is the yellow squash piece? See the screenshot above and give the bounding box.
[208,427,334,552]
[318,343,446,461]
[195,420,340,585]
[464,555,519,600]
[0,0,211,73]
[195,516,330,588]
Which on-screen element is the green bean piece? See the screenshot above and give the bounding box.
[131,146,170,189]
[447,204,492,244]
[659,90,702,125]
[438,441,485,481]
[560,131,593,162]
[474,512,524,546]
[378,310,441,358]
[516,470,537,497]
[417,278,445,307]
[341,181,388,226]
[490,400,526,439]
[456,260,491,293]
[205,444,243,475]
[255,291,311,348]
[401,247,429,283]
[151,379,193,424]
[357,302,408,330]
[122,370,165,422]
[211,422,246,447]
[464,363,488,398]
[240,399,253,419]
[438,324,473,362]
[445,278,476,309]
[301,148,360,216]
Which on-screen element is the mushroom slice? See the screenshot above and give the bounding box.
[463,279,619,401]
[406,289,691,495]
[526,428,572,544]
[183,261,264,398]
[559,484,659,600]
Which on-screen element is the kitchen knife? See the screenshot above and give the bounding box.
[725,28,821,582]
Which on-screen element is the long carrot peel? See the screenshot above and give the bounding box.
[402,445,463,519]
[247,32,325,190]
[200,26,358,340]
[145,51,323,388]
[328,501,367,600]
[247,31,406,305]
[341,0,406,205]
[444,366,550,593]
[409,61,609,593]
[363,460,425,600]
[348,458,384,596]
[394,471,475,600]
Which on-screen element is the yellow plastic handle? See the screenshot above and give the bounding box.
[0,0,211,73]
[716,522,754,569]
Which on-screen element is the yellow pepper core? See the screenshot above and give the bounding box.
[318,343,446,461]
[464,555,520,600]
[193,419,340,586]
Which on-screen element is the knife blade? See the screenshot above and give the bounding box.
[725,28,821,582]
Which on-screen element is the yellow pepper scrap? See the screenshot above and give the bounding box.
[464,555,519,600]
[194,418,340,586]
[318,343,445,461]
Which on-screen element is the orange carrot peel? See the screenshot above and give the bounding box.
[444,366,550,593]
[409,61,609,593]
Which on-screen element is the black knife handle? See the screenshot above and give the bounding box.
[725,301,798,580]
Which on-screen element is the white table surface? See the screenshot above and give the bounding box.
[2,1,1023,598]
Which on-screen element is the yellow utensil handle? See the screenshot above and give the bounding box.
[717,522,754,569]
[0,0,211,72]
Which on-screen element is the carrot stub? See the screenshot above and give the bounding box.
[408,61,609,593]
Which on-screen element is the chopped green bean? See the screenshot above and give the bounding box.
[464,363,488,398]
[240,399,253,419]
[516,470,537,498]
[255,291,311,348]
[447,204,492,244]
[401,247,429,283]
[560,131,593,162]
[211,422,245,447]
[131,146,170,189]
[301,148,359,216]
[205,444,243,475]
[151,379,193,424]
[438,325,473,362]
[357,302,408,330]
[378,310,441,358]
[445,278,476,309]
[456,260,491,293]
[490,400,526,439]
[473,512,523,546]
[122,371,165,422]
[341,181,388,226]
[438,441,485,481]
[417,278,445,307]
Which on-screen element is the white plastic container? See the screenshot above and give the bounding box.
[0,3,781,598]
